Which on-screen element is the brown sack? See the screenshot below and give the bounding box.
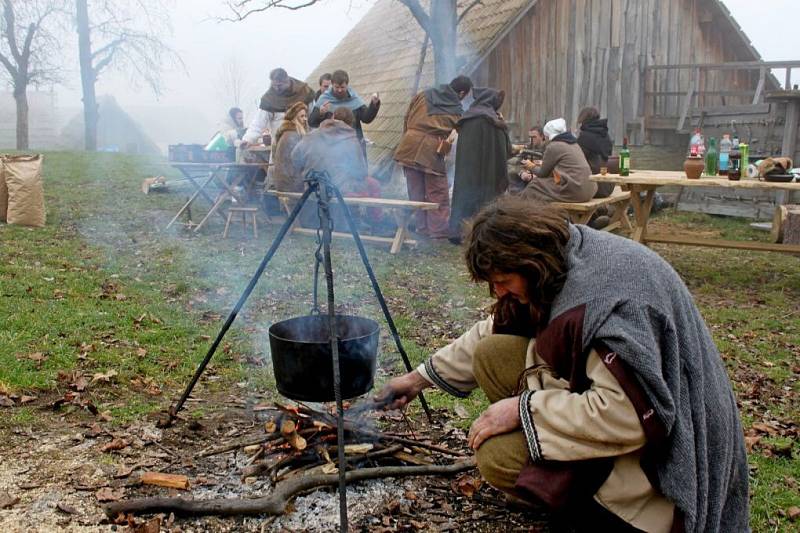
[4,154,45,228]
[0,157,8,222]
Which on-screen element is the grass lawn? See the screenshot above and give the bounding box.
[1,152,798,531]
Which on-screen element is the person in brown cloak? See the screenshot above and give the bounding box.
[394,76,473,239]
[241,68,315,148]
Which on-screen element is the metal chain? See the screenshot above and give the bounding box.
[309,177,335,316]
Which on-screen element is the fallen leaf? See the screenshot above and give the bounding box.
[131,517,161,533]
[92,370,118,384]
[788,506,800,521]
[56,502,78,514]
[136,348,148,358]
[453,404,470,419]
[114,294,127,301]
[26,352,47,368]
[20,395,37,404]
[95,487,125,502]
[452,474,483,498]
[0,396,14,408]
[751,423,779,436]
[101,438,128,452]
[84,423,104,438]
[744,435,761,453]
[0,492,20,509]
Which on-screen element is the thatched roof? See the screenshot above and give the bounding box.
[307,0,535,174]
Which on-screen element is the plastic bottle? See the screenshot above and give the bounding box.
[704,138,718,176]
[719,134,732,176]
[689,128,705,156]
[619,137,631,176]
[739,143,749,176]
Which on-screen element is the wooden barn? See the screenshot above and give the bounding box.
[308,0,799,180]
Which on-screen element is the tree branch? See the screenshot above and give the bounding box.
[220,0,323,22]
[0,48,17,78]
[1,0,22,63]
[457,0,483,24]
[104,459,476,518]
[396,0,431,34]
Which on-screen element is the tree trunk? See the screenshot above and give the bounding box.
[430,0,458,85]
[13,85,29,150]
[76,0,98,152]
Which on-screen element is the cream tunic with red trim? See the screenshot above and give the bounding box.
[417,317,675,533]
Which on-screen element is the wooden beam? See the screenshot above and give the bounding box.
[753,67,766,104]
[781,100,800,160]
[677,67,699,131]
[646,60,800,72]
[646,234,800,255]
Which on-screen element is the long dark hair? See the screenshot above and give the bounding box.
[464,196,571,333]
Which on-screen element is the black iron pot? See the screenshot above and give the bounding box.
[268,315,379,402]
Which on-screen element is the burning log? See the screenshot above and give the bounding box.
[104,459,476,519]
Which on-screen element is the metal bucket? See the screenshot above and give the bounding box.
[268,315,379,402]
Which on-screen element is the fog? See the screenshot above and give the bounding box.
[4,0,800,151]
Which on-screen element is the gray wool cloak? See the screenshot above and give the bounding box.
[539,225,749,532]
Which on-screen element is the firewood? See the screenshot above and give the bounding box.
[140,472,190,490]
[393,451,434,466]
[104,459,477,518]
[280,420,307,451]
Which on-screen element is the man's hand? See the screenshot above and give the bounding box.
[375,370,430,411]
[520,159,536,171]
[467,396,521,450]
[321,102,332,115]
[520,170,533,182]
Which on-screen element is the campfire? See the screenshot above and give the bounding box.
[103,400,474,522]
[110,172,462,529]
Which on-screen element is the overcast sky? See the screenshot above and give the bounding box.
[48,0,800,127]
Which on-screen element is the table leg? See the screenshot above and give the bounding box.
[628,186,656,243]
[165,173,216,230]
[390,209,411,254]
[194,193,229,233]
[177,167,220,208]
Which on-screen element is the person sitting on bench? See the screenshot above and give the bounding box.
[519,118,596,204]
[291,107,391,233]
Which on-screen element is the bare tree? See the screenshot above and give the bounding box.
[0,0,62,150]
[221,0,483,86]
[75,0,182,151]
[217,54,250,108]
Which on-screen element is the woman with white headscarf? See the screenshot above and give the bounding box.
[520,118,597,203]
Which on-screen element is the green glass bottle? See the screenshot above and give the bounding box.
[705,137,718,177]
[619,137,631,176]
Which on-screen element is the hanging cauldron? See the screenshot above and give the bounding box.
[269,314,380,402]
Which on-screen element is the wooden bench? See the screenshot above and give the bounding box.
[552,187,633,232]
[270,191,439,254]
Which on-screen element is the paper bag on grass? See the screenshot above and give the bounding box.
[3,154,45,228]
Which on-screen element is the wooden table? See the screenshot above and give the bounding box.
[270,191,438,254]
[593,170,800,254]
[166,162,269,233]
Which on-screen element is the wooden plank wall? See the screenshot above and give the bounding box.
[476,0,759,142]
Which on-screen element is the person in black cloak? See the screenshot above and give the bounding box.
[576,106,614,198]
[449,88,511,244]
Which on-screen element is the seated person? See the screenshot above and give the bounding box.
[272,102,309,193]
[507,125,544,194]
[576,107,615,198]
[520,118,597,203]
[218,107,246,147]
[292,107,392,233]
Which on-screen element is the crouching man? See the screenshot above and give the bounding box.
[378,196,749,533]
